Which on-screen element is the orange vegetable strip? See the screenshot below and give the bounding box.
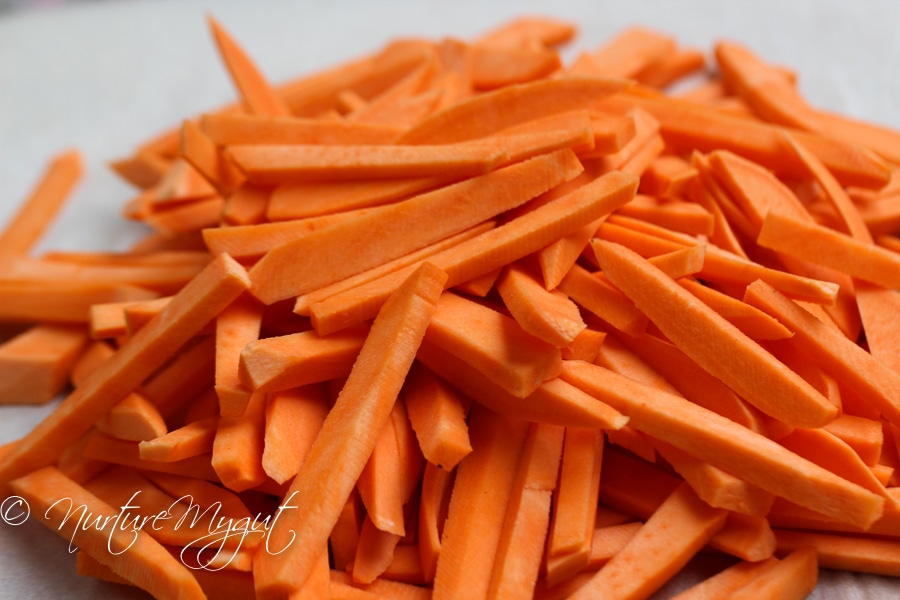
[615,196,714,237]
[0,254,248,492]
[604,424,657,463]
[309,170,638,334]
[589,112,637,155]
[561,328,607,363]
[3,257,206,296]
[707,508,778,564]
[207,16,290,117]
[652,440,775,517]
[351,516,404,584]
[432,406,530,600]
[253,262,446,598]
[557,264,650,337]
[782,132,873,241]
[204,206,374,260]
[417,461,452,583]
[262,384,329,485]
[426,291,562,398]
[488,422,565,600]
[637,48,707,89]
[213,292,263,417]
[144,470,253,524]
[250,149,583,304]
[726,547,811,600]
[390,396,426,509]
[211,391,267,492]
[288,548,331,600]
[678,278,793,340]
[714,41,818,130]
[562,360,885,529]
[475,15,576,49]
[779,428,890,503]
[180,119,246,193]
[181,386,220,425]
[583,522,643,570]
[88,301,130,339]
[293,222,493,316]
[545,428,603,586]
[0,149,82,257]
[75,550,134,586]
[497,262,586,347]
[717,40,900,165]
[267,176,450,221]
[238,325,368,393]
[594,333,681,396]
[615,333,766,433]
[583,107,658,163]
[689,154,752,257]
[491,112,599,159]
[329,569,432,600]
[40,249,210,268]
[597,220,840,305]
[822,414,884,467]
[416,337,627,431]
[707,149,810,230]
[860,195,900,236]
[537,213,602,290]
[856,282,900,380]
[598,446,772,561]
[594,239,837,428]
[774,529,900,577]
[201,113,402,145]
[382,544,427,585]
[81,549,259,599]
[152,158,219,207]
[470,44,561,90]
[347,59,443,126]
[10,466,205,599]
[137,337,216,423]
[569,482,727,600]
[0,324,88,405]
[69,339,115,388]
[453,267,501,297]
[137,415,218,462]
[814,108,900,166]
[397,76,631,144]
[616,133,666,177]
[535,174,611,290]
[330,489,364,573]
[357,403,409,536]
[402,363,472,471]
[228,140,510,184]
[221,183,270,226]
[744,279,900,426]
[95,392,167,442]
[671,557,780,600]
[82,465,229,551]
[643,244,708,280]
[329,580,382,600]
[597,91,891,189]
[109,149,170,189]
[278,39,433,117]
[143,197,227,237]
[570,26,675,79]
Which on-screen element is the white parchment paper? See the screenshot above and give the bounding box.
[1,1,900,597]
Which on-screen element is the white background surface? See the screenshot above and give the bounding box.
[1,0,900,597]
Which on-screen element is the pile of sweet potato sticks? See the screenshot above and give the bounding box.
[3,13,900,600]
